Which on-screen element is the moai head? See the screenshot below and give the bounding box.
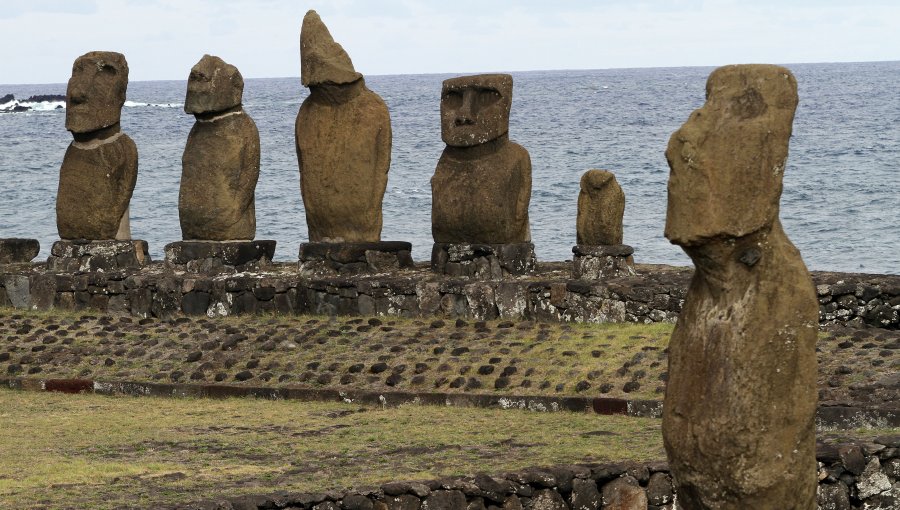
[65,51,129,134]
[300,10,362,88]
[184,55,244,115]
[664,64,798,247]
[441,74,513,148]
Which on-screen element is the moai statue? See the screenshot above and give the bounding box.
[576,169,624,245]
[430,74,534,277]
[662,65,818,509]
[295,9,391,243]
[57,51,136,241]
[165,55,275,274]
[572,169,633,279]
[294,10,411,275]
[180,54,259,241]
[50,51,149,271]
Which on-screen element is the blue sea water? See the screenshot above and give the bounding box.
[1,61,898,274]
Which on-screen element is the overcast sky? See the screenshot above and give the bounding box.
[1,0,898,85]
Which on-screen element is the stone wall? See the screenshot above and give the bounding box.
[0,262,898,329]
[165,437,898,509]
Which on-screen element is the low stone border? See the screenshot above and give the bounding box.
[170,437,897,510]
[3,376,897,429]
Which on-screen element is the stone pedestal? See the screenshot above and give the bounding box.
[164,240,276,273]
[572,245,635,279]
[431,243,536,278]
[0,238,40,264]
[47,240,151,272]
[299,241,414,275]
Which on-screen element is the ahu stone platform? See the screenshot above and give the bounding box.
[0,261,897,329]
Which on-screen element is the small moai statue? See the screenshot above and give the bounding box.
[164,54,275,274]
[662,65,818,509]
[50,51,149,271]
[294,10,411,275]
[430,74,534,277]
[576,169,624,245]
[572,169,634,279]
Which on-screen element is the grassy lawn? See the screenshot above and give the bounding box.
[0,389,666,509]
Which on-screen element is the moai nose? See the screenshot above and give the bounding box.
[455,89,476,126]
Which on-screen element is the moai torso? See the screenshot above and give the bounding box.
[576,169,624,245]
[295,81,391,242]
[294,10,391,243]
[57,51,136,240]
[180,55,260,241]
[661,65,818,510]
[431,74,531,244]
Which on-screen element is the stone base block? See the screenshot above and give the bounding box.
[572,244,636,279]
[164,240,276,273]
[0,238,40,264]
[299,241,414,275]
[431,243,536,278]
[47,240,151,272]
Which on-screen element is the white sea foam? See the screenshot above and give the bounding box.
[124,100,183,108]
[21,100,66,111]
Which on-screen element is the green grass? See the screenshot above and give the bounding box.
[0,388,665,509]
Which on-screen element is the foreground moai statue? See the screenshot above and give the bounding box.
[662,65,818,509]
[51,51,149,271]
[166,55,274,273]
[180,54,260,241]
[431,74,534,277]
[576,169,624,245]
[572,170,633,279]
[57,51,136,241]
[295,9,391,243]
[294,10,410,274]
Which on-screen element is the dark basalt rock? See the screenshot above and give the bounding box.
[0,238,40,264]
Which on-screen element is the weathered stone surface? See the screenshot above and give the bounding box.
[569,478,601,510]
[529,489,568,510]
[422,490,466,510]
[815,482,850,510]
[571,245,635,280]
[431,243,535,277]
[856,457,892,499]
[180,55,259,241]
[432,74,531,244]
[0,238,39,264]
[164,241,275,273]
[47,240,150,272]
[300,10,362,87]
[295,10,391,243]
[662,65,817,509]
[58,51,135,241]
[576,170,624,246]
[599,477,646,510]
[299,242,413,275]
[65,51,128,134]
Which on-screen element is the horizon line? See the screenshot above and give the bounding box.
[2,59,898,88]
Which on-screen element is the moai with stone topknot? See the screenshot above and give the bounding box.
[294,10,411,274]
[662,64,818,509]
[431,74,534,277]
[164,54,276,274]
[49,51,150,271]
[572,169,635,279]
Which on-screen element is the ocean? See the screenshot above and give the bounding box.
[1,61,898,274]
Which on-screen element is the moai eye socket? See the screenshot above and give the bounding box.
[473,87,502,111]
[442,89,463,109]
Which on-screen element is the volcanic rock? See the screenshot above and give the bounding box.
[662,64,818,509]
[295,10,391,242]
[576,169,625,245]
